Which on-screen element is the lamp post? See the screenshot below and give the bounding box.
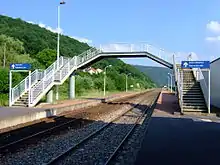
[55,1,65,101]
[57,1,66,70]
[167,75,170,91]
[126,73,131,92]
[103,65,112,96]
[3,43,6,68]
[168,73,173,93]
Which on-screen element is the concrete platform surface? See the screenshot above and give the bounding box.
[135,90,220,165]
[0,107,46,120]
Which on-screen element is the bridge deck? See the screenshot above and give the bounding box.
[135,90,220,165]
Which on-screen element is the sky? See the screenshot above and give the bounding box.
[1,0,220,66]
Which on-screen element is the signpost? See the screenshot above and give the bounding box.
[10,63,31,71]
[9,63,31,107]
[181,61,210,69]
[181,60,210,114]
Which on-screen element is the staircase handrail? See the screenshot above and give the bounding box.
[11,69,41,105]
[30,68,55,104]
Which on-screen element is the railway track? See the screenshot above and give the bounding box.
[0,92,149,154]
[0,90,160,165]
[44,90,160,165]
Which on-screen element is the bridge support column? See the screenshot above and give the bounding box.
[55,86,59,100]
[47,90,53,104]
[69,73,75,99]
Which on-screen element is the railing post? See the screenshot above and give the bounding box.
[146,44,149,52]
[208,69,211,114]
[28,71,31,107]
[68,61,70,71]
[9,70,12,107]
[25,78,27,92]
[74,56,77,66]
[36,70,38,82]
[181,70,183,113]
[42,77,45,90]
[59,69,62,81]
[159,49,161,58]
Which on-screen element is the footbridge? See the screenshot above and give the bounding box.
[9,42,209,113]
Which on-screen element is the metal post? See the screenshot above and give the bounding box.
[126,75,128,92]
[104,70,106,97]
[57,5,60,70]
[103,65,112,96]
[28,70,31,107]
[167,76,169,90]
[3,43,6,68]
[9,70,12,107]
[69,73,75,99]
[181,70,183,113]
[171,75,173,93]
[208,69,211,114]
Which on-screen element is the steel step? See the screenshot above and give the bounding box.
[183,93,203,97]
[183,109,207,112]
[183,97,204,100]
[183,103,206,106]
[182,105,207,109]
[183,99,205,103]
[183,87,201,90]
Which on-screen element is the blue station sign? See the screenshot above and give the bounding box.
[181,61,210,69]
[10,63,31,70]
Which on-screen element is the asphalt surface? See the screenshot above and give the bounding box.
[135,116,220,165]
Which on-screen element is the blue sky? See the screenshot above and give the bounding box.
[1,0,220,66]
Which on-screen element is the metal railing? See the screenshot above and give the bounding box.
[99,43,174,64]
[11,69,43,105]
[30,69,55,105]
[192,68,209,106]
[177,69,183,112]
[10,56,65,106]
[29,48,100,106]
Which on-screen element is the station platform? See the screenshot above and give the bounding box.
[0,91,141,131]
[135,90,220,165]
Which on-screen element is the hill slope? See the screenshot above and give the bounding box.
[0,15,156,105]
[133,65,173,87]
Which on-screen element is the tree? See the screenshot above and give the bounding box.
[0,34,25,67]
[35,48,56,68]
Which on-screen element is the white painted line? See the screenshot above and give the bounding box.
[200,119,212,122]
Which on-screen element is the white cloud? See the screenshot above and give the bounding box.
[71,36,92,44]
[205,36,220,42]
[206,21,220,33]
[26,20,92,44]
[27,21,34,24]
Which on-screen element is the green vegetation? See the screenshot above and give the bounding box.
[133,65,172,87]
[0,15,156,106]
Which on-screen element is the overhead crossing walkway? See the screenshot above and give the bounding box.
[9,43,209,113]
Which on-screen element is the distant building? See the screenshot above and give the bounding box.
[210,57,220,108]
[96,68,103,73]
[83,67,103,75]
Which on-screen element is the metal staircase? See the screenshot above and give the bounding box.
[175,53,209,113]
[181,70,207,112]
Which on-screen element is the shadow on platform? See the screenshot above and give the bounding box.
[135,116,220,165]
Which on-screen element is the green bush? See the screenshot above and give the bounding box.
[0,94,8,106]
